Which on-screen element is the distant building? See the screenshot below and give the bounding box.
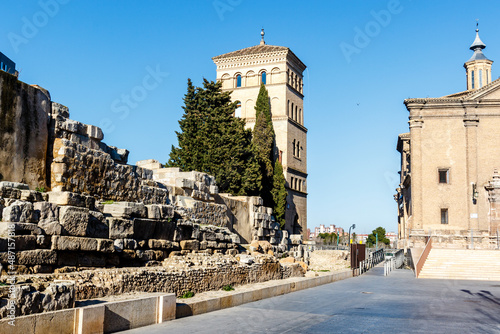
[309,224,345,239]
[0,52,17,76]
[396,27,500,249]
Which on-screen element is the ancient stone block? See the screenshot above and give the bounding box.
[121,249,136,260]
[16,250,57,265]
[152,220,176,240]
[102,202,146,218]
[133,219,157,240]
[48,191,89,208]
[148,239,172,250]
[97,239,114,253]
[59,206,90,237]
[207,241,217,249]
[34,202,60,224]
[108,217,134,239]
[146,204,161,219]
[87,125,103,140]
[11,235,38,250]
[36,235,51,249]
[52,102,70,118]
[20,190,44,203]
[2,200,34,222]
[180,240,200,251]
[39,221,63,236]
[88,211,109,238]
[199,240,207,250]
[136,250,156,261]
[51,236,98,251]
[0,222,43,237]
[78,253,106,267]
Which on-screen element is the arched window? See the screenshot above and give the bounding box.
[297,141,300,158]
[287,100,290,117]
[236,74,242,88]
[295,106,298,121]
[299,109,302,124]
[261,71,267,85]
[292,139,296,156]
[235,102,242,118]
[291,103,294,119]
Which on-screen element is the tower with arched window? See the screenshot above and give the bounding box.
[212,30,308,237]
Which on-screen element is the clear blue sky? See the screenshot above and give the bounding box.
[1,0,498,234]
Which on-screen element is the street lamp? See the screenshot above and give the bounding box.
[348,224,356,246]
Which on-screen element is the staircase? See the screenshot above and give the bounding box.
[418,248,500,280]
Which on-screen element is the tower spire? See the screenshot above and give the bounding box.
[464,21,493,90]
[260,28,265,45]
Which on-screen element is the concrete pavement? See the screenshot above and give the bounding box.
[122,267,500,333]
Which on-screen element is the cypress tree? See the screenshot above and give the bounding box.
[168,79,260,195]
[252,84,275,206]
[271,160,287,228]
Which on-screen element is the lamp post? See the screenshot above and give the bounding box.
[348,224,356,246]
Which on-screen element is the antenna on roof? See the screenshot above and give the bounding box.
[260,28,265,45]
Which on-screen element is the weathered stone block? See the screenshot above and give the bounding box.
[39,221,63,235]
[48,191,89,208]
[0,222,43,237]
[51,236,98,251]
[102,202,146,218]
[2,200,34,222]
[146,204,161,219]
[12,235,38,250]
[207,241,217,248]
[87,124,104,140]
[152,220,176,240]
[34,202,60,224]
[16,250,57,265]
[148,239,172,249]
[59,206,90,237]
[133,219,157,240]
[97,239,115,253]
[180,240,199,251]
[88,211,109,238]
[108,217,134,239]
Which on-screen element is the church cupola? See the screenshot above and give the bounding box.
[464,25,493,90]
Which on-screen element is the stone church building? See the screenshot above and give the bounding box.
[396,28,500,248]
[212,30,307,236]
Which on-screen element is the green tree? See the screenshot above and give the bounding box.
[271,160,287,228]
[167,79,261,195]
[252,84,275,206]
[366,227,390,247]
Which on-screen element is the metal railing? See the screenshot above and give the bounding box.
[358,249,384,275]
[384,249,404,276]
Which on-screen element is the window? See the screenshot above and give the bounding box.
[297,141,300,158]
[291,177,294,189]
[261,71,266,85]
[441,208,448,224]
[235,102,242,118]
[292,139,296,156]
[471,70,475,89]
[236,74,242,88]
[479,69,483,88]
[299,109,302,124]
[438,169,449,184]
[291,103,294,119]
[295,106,298,121]
[287,100,290,117]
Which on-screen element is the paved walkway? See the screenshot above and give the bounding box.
[122,267,500,333]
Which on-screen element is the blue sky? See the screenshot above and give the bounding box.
[1,0,498,234]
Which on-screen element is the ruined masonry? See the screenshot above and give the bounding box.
[0,68,307,318]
